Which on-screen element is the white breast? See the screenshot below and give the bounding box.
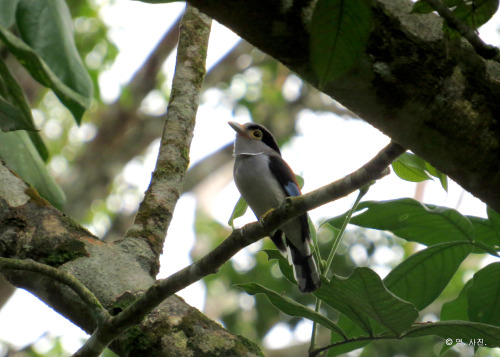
[233,154,285,218]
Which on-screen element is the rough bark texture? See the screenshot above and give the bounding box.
[187,0,500,212]
[0,161,262,356]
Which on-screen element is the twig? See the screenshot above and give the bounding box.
[423,0,500,60]
[123,5,212,273]
[0,258,110,326]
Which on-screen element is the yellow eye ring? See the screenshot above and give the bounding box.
[252,129,263,139]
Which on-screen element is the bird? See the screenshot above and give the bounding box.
[228,121,321,293]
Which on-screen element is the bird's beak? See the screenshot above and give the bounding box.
[228,121,247,137]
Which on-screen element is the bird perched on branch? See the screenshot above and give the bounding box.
[229,121,321,293]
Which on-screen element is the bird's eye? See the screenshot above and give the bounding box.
[252,130,263,139]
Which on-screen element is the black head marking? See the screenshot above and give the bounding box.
[245,123,281,155]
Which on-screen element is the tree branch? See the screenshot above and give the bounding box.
[73,141,405,357]
[423,0,500,60]
[0,258,110,326]
[122,5,212,275]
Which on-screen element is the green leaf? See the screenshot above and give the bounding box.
[424,161,448,191]
[0,97,35,132]
[384,242,472,310]
[467,262,500,326]
[441,280,472,321]
[227,196,248,228]
[404,320,500,347]
[15,0,93,123]
[391,152,448,191]
[0,57,48,160]
[325,198,474,246]
[391,152,431,183]
[263,249,296,284]
[0,130,65,209]
[467,209,500,251]
[0,0,19,27]
[0,25,91,123]
[453,0,499,30]
[326,316,369,356]
[316,268,418,335]
[310,0,372,85]
[237,282,346,339]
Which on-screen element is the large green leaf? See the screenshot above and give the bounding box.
[310,0,372,85]
[0,130,65,209]
[227,196,248,228]
[404,320,500,347]
[441,280,472,322]
[325,198,474,246]
[384,242,472,310]
[0,25,91,123]
[236,282,346,339]
[316,268,418,336]
[0,57,48,160]
[0,0,19,27]
[467,262,500,327]
[16,0,93,123]
[467,209,500,251]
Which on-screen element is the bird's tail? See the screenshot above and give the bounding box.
[286,239,321,293]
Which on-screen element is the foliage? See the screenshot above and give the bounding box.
[2,0,500,355]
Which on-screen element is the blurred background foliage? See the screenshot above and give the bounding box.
[0,0,499,356]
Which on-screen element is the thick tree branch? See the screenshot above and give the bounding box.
[123,5,211,275]
[186,0,500,212]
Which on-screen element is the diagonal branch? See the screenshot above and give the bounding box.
[121,5,212,275]
[76,141,405,357]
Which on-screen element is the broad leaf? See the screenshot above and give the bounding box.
[391,152,448,191]
[0,57,36,132]
[310,0,372,85]
[325,198,474,246]
[0,97,35,132]
[384,242,472,310]
[316,268,418,335]
[0,0,19,27]
[467,209,500,250]
[391,152,431,183]
[16,0,93,123]
[467,262,500,326]
[237,282,346,339]
[0,25,91,123]
[0,131,65,209]
[228,196,248,228]
[263,249,296,284]
[441,280,472,322]
[404,320,500,347]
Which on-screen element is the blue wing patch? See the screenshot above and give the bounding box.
[284,181,301,197]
